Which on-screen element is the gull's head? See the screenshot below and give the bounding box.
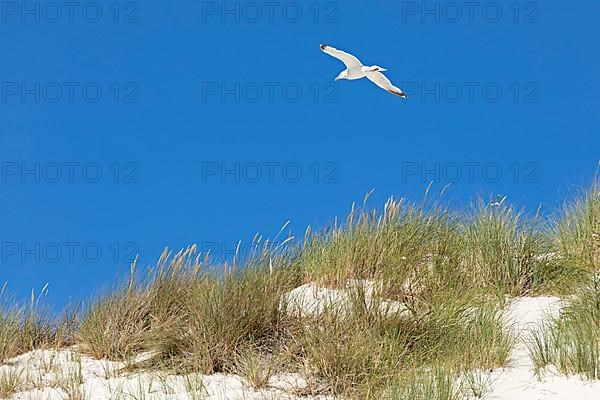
[335,70,348,81]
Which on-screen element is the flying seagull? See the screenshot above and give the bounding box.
[320,44,407,98]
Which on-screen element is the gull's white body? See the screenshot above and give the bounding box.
[320,44,407,98]
[343,65,382,80]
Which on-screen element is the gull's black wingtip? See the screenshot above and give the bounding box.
[320,44,327,50]
[389,90,408,99]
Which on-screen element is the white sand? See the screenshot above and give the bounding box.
[2,348,332,400]
[2,296,600,399]
[470,296,600,400]
[281,280,411,318]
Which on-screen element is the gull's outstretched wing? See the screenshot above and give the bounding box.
[320,44,362,69]
[366,71,407,98]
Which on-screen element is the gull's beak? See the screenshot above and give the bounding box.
[335,77,340,81]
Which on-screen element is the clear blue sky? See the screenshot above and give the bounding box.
[1,1,599,308]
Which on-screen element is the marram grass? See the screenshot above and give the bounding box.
[0,175,598,399]
[530,276,600,379]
